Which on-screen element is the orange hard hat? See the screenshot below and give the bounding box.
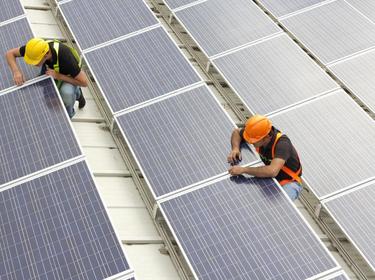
[243,115,272,144]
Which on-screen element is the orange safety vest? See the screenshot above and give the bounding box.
[256,132,302,186]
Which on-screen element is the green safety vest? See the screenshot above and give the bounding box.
[47,40,81,89]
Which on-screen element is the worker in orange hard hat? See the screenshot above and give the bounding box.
[227,115,303,200]
[6,38,88,118]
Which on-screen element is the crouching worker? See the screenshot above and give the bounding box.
[227,115,303,200]
[6,38,88,118]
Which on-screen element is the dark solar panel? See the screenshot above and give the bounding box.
[0,18,39,93]
[212,34,337,115]
[324,181,375,271]
[160,176,339,280]
[175,0,280,57]
[84,27,201,113]
[270,90,375,199]
[60,0,158,50]
[0,0,24,23]
[116,85,259,198]
[0,161,130,280]
[0,78,81,186]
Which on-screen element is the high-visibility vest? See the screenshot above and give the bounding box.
[256,132,302,186]
[47,40,81,89]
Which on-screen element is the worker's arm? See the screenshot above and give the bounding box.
[6,48,24,86]
[228,157,285,178]
[227,128,243,163]
[46,67,88,87]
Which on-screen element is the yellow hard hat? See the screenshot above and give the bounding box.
[243,115,272,144]
[24,38,49,65]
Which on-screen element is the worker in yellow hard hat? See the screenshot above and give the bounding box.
[227,115,303,200]
[6,38,88,118]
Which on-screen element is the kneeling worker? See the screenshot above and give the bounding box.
[228,115,303,200]
[6,38,88,118]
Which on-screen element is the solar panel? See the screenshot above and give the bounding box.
[116,85,259,199]
[323,181,375,271]
[163,0,200,10]
[0,18,39,93]
[0,0,24,23]
[281,0,375,65]
[0,161,131,280]
[257,0,326,18]
[59,0,158,51]
[270,90,375,199]
[174,0,280,57]
[84,26,201,114]
[212,34,338,115]
[160,176,339,280]
[329,49,375,113]
[346,0,375,23]
[0,78,82,187]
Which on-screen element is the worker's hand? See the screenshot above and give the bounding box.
[228,166,244,176]
[227,148,242,164]
[13,70,24,86]
[45,67,60,80]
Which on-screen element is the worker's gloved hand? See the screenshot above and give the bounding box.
[227,148,242,165]
[13,70,24,86]
[228,166,244,176]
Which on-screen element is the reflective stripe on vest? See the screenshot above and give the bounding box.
[47,40,81,89]
[256,132,302,186]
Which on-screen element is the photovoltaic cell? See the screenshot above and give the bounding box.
[329,49,375,113]
[84,27,201,113]
[324,181,375,271]
[160,176,338,280]
[175,0,280,57]
[116,85,258,198]
[0,18,39,92]
[0,78,81,186]
[0,161,130,280]
[164,0,200,10]
[281,0,375,64]
[212,34,337,115]
[257,0,326,18]
[270,90,375,199]
[346,0,375,23]
[0,0,24,23]
[59,0,158,50]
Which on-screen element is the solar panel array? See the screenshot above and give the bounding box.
[56,0,358,278]
[0,1,134,277]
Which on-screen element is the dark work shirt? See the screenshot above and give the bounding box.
[20,42,81,78]
[240,127,302,182]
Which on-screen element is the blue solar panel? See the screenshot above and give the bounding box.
[0,0,24,23]
[60,0,158,50]
[0,161,131,280]
[84,26,201,113]
[116,85,259,198]
[160,176,339,280]
[174,0,280,57]
[0,78,81,187]
[0,18,39,93]
[324,181,375,271]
